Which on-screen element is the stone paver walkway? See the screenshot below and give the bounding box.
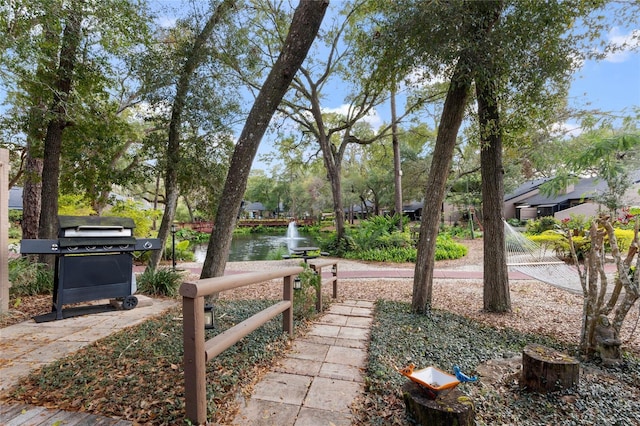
[231,300,373,426]
[0,296,177,394]
[0,296,177,425]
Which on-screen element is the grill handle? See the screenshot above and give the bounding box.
[76,225,125,231]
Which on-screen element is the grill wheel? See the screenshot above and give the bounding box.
[122,295,138,310]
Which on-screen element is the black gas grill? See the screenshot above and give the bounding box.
[20,216,161,321]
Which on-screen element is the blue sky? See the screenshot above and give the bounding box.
[570,48,639,114]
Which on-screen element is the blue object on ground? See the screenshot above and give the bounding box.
[453,365,478,383]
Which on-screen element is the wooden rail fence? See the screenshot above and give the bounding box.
[179,266,303,425]
[309,260,339,312]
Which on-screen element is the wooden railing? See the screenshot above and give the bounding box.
[179,266,303,425]
[308,260,338,312]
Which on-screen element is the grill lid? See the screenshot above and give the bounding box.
[57,216,136,246]
[58,216,135,238]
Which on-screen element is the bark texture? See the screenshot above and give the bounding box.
[476,70,510,312]
[402,383,474,426]
[38,4,83,267]
[411,1,504,313]
[200,0,329,280]
[412,59,471,313]
[522,344,579,392]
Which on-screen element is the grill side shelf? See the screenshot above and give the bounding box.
[20,238,162,254]
[20,239,60,254]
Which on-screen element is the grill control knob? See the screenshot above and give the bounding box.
[143,241,153,249]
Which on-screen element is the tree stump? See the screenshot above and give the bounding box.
[402,382,474,426]
[522,344,579,392]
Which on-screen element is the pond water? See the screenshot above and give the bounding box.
[193,231,318,262]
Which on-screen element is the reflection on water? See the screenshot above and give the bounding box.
[193,232,317,262]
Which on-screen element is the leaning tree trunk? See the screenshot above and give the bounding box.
[200,0,329,281]
[411,1,503,314]
[148,0,237,271]
[412,58,472,314]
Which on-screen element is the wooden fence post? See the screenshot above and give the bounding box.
[332,263,338,299]
[283,274,293,336]
[183,296,206,425]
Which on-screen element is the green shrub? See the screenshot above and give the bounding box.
[58,193,96,216]
[8,209,22,223]
[344,246,417,262]
[293,265,322,320]
[136,267,182,297]
[8,257,53,296]
[528,230,590,261]
[613,228,634,253]
[163,239,194,262]
[525,216,559,234]
[341,234,467,263]
[319,234,356,257]
[8,224,21,239]
[104,200,161,237]
[506,218,523,227]
[266,247,289,260]
[176,228,209,244]
[441,224,481,239]
[434,235,468,260]
[346,215,410,251]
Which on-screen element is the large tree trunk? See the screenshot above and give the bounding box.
[200,0,328,280]
[476,66,511,313]
[22,149,43,241]
[38,5,83,266]
[148,0,237,271]
[412,59,472,313]
[411,1,503,314]
[319,131,346,243]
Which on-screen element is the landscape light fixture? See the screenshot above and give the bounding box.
[294,276,302,290]
[170,223,177,270]
[331,264,337,275]
[204,305,215,329]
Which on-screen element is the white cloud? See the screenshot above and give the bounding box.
[323,104,383,129]
[551,121,583,139]
[604,27,640,63]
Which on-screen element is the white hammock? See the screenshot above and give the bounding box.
[504,221,611,294]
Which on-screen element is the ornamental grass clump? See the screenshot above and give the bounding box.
[8,257,53,296]
[136,267,183,297]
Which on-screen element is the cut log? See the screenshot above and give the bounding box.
[522,344,579,393]
[402,382,474,426]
